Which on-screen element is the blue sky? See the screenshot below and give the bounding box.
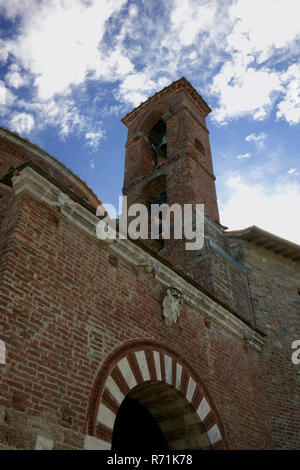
[0,0,299,244]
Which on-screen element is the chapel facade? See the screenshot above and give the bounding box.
[0,77,299,450]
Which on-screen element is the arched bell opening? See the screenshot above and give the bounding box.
[149,119,167,167]
[111,381,211,450]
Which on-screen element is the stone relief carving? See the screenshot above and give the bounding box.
[162,286,183,326]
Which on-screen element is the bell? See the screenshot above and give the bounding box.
[157,135,167,159]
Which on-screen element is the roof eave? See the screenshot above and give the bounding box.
[226,225,300,261]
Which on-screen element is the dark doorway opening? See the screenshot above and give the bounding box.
[111,396,169,450]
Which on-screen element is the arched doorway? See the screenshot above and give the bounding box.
[85,341,226,450]
[112,394,168,450]
[111,381,211,450]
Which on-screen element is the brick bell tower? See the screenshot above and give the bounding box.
[121,78,254,323]
[121,77,219,222]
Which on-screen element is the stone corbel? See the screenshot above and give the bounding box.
[50,188,74,213]
[136,255,156,277]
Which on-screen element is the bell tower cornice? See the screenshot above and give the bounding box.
[121,77,212,127]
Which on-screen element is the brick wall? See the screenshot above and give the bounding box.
[229,239,300,449]
[0,186,272,449]
[0,77,298,449]
[0,129,100,208]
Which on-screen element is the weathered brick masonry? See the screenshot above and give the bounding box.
[0,78,299,449]
[227,229,300,449]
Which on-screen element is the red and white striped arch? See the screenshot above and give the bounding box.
[85,342,226,450]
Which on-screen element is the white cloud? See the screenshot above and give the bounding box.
[252,109,267,120]
[94,47,134,84]
[108,0,230,110]
[117,73,170,107]
[288,168,298,175]
[16,96,88,138]
[211,61,282,123]
[245,132,267,148]
[0,80,15,114]
[170,0,216,46]
[0,0,38,19]
[0,39,9,63]
[0,0,138,140]
[0,81,8,105]
[210,0,300,123]
[237,152,251,159]
[220,175,300,244]
[19,94,107,147]
[85,130,105,149]
[42,98,85,137]
[228,0,300,62]
[1,0,128,99]
[276,64,300,124]
[5,64,29,89]
[128,4,138,17]
[10,112,35,134]
[1,0,300,138]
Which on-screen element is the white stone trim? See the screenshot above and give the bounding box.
[84,435,111,450]
[186,376,196,402]
[11,167,264,351]
[175,363,182,390]
[153,351,162,380]
[97,349,225,448]
[117,357,137,390]
[135,350,150,381]
[164,355,172,385]
[207,424,221,445]
[97,403,116,430]
[0,340,6,364]
[35,435,54,450]
[197,397,211,422]
[105,375,124,405]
